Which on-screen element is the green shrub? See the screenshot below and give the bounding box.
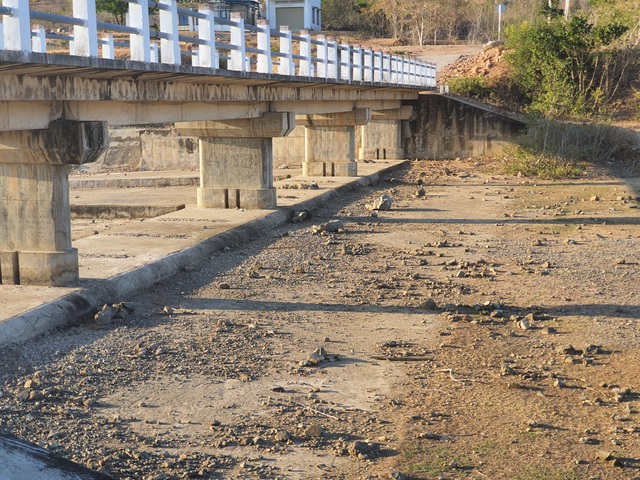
[448,76,492,100]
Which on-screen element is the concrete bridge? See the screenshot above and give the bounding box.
[0,0,438,287]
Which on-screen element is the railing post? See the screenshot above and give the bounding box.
[410,59,417,86]
[373,51,382,82]
[299,29,312,77]
[363,48,373,82]
[192,50,199,67]
[327,37,337,80]
[159,0,180,65]
[101,34,114,59]
[316,34,327,79]
[352,44,362,82]
[150,42,158,63]
[230,12,246,72]
[73,0,98,56]
[340,43,352,82]
[198,5,218,70]
[383,53,391,83]
[256,19,271,74]
[129,0,151,62]
[390,55,398,84]
[4,0,32,52]
[31,26,46,53]
[278,25,293,75]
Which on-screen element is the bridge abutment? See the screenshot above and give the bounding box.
[300,108,370,177]
[358,106,413,160]
[0,121,108,286]
[175,113,295,209]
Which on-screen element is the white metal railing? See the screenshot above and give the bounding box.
[0,0,437,88]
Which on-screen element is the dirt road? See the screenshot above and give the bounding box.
[1,159,639,479]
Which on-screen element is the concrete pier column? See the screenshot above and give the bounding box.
[175,112,295,209]
[299,108,370,177]
[358,106,413,160]
[0,120,108,286]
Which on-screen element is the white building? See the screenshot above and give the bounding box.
[265,0,321,31]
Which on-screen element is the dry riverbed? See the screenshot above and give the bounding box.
[1,159,640,479]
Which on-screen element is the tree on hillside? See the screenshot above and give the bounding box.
[96,0,128,25]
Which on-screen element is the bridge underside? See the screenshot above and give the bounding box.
[0,53,424,286]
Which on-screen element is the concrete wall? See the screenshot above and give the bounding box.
[92,125,299,172]
[272,124,305,168]
[405,93,526,160]
[89,126,199,172]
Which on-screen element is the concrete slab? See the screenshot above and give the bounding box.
[0,431,113,479]
[0,161,404,347]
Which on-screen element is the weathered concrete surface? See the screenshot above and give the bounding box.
[0,121,109,286]
[358,107,413,160]
[176,113,295,209]
[405,93,526,159]
[0,161,404,347]
[300,108,370,177]
[0,51,422,131]
[0,431,113,479]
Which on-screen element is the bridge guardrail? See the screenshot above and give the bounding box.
[0,0,437,88]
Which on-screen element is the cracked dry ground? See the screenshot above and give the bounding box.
[1,159,640,480]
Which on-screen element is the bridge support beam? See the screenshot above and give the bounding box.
[299,108,370,177]
[358,106,413,160]
[175,112,295,209]
[0,121,108,286]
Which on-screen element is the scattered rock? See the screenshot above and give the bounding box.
[274,430,291,442]
[595,450,613,462]
[322,219,344,233]
[304,424,323,438]
[417,432,451,441]
[419,298,438,310]
[368,194,393,211]
[291,210,309,224]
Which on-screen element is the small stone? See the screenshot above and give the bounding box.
[305,353,325,366]
[542,327,556,335]
[274,430,291,442]
[590,195,600,202]
[304,424,323,437]
[390,472,409,480]
[554,379,567,388]
[595,450,613,462]
[23,379,39,390]
[323,219,344,233]
[15,390,30,401]
[415,187,425,197]
[218,282,230,289]
[291,211,309,224]
[94,304,119,325]
[370,194,392,211]
[519,318,531,330]
[419,298,437,310]
[579,437,598,444]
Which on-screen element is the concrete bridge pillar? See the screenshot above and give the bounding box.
[0,120,108,286]
[175,112,295,209]
[358,106,413,160]
[299,108,370,177]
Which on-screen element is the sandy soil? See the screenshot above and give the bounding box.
[1,159,640,480]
